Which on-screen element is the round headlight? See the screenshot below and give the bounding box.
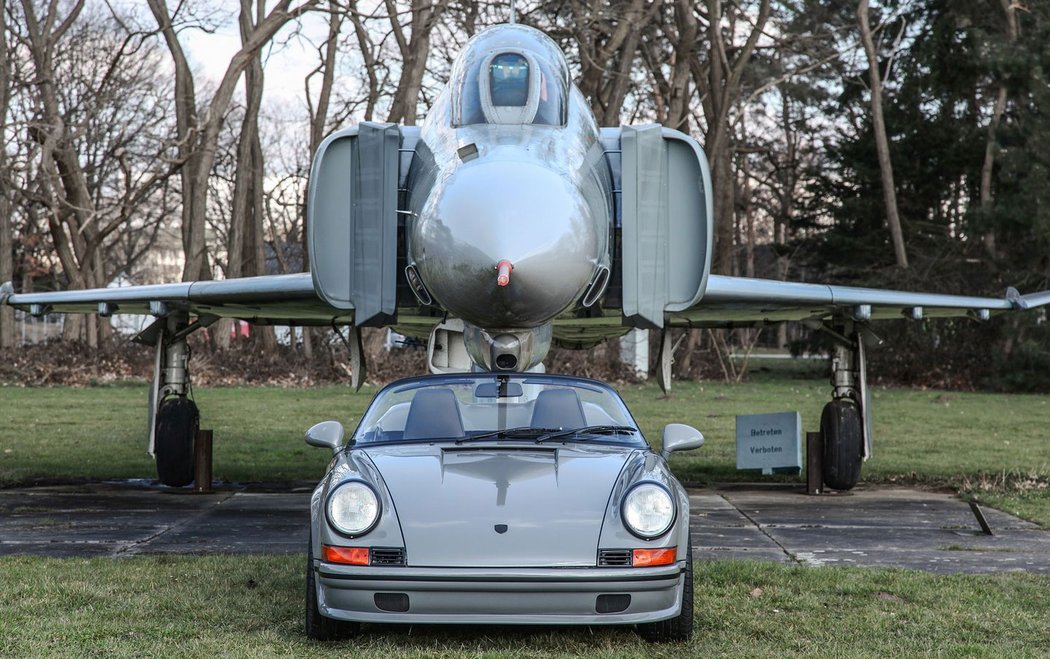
[622,483,675,539]
[326,481,380,537]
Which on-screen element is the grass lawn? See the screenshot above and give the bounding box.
[2,368,1047,524]
[1,369,1049,655]
[1,555,1047,657]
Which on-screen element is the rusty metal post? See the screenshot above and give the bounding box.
[193,429,213,494]
[968,501,994,536]
[806,431,823,495]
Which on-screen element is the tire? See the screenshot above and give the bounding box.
[154,397,198,487]
[637,542,693,643]
[305,534,360,641]
[821,399,863,491]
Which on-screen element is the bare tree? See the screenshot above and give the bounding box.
[0,0,14,348]
[857,0,907,269]
[146,0,318,282]
[664,0,698,131]
[306,1,343,195]
[698,0,772,276]
[17,0,182,345]
[541,0,659,127]
[345,0,381,121]
[301,1,346,357]
[384,0,449,125]
[222,0,274,348]
[979,0,1020,260]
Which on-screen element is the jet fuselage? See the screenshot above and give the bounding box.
[404,25,614,369]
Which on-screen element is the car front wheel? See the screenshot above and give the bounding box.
[305,535,360,641]
[637,542,694,642]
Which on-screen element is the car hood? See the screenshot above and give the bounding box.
[363,443,635,567]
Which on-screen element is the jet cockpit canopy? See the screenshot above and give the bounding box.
[451,25,570,127]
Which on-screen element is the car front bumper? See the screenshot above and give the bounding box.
[315,562,685,625]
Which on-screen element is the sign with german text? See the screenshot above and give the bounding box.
[736,411,803,475]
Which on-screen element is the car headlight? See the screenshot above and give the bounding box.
[622,483,675,539]
[326,481,381,537]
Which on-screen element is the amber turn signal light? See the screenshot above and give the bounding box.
[632,547,677,567]
[322,545,370,565]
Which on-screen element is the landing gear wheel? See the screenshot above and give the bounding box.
[821,399,863,491]
[154,397,198,487]
[306,535,360,640]
[637,542,693,642]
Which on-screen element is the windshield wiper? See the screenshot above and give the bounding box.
[455,427,558,444]
[534,425,638,444]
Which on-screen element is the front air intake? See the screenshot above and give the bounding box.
[581,266,610,308]
[370,547,407,566]
[596,594,631,613]
[374,593,410,612]
[598,549,632,566]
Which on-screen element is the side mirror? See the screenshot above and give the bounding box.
[660,423,704,459]
[305,420,345,454]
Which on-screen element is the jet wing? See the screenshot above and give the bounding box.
[666,275,1050,327]
[0,274,353,325]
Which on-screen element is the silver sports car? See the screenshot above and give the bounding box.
[303,373,704,642]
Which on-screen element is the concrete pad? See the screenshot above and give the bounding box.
[1,482,1048,575]
[0,484,309,558]
[709,483,1050,574]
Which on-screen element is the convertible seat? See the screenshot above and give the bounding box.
[530,388,586,429]
[403,388,465,440]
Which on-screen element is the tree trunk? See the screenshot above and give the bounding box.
[226,0,275,350]
[665,0,697,132]
[700,0,771,276]
[302,2,345,359]
[857,0,908,269]
[21,0,108,346]
[148,0,316,282]
[346,0,378,122]
[146,0,202,282]
[979,0,1019,260]
[385,0,448,125]
[0,0,14,349]
[570,0,657,125]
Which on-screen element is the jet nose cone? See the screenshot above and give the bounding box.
[414,158,601,328]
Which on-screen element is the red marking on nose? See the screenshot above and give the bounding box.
[496,260,513,287]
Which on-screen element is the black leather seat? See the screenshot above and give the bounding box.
[530,388,586,429]
[403,389,465,440]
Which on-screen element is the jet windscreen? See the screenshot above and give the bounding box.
[489,53,529,106]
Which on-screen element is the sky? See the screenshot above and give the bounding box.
[139,2,340,108]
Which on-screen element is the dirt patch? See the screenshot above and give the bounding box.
[0,330,647,388]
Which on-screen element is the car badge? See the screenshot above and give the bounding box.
[494,524,508,534]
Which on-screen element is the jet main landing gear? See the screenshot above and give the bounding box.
[145,313,208,487]
[818,320,872,491]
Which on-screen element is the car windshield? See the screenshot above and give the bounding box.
[352,374,644,447]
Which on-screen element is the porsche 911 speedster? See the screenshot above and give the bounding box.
[303,373,704,642]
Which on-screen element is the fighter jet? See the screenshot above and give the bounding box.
[3,23,1049,490]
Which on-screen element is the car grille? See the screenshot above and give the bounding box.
[370,547,407,566]
[598,549,632,566]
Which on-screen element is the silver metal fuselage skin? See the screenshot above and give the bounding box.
[405,26,613,331]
